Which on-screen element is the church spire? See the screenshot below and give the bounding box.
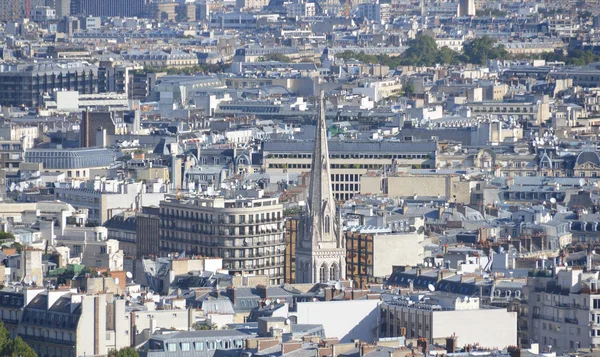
[295,90,346,284]
[307,91,336,244]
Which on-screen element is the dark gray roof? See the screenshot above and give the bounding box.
[576,151,600,166]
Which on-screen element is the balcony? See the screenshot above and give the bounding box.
[22,334,75,347]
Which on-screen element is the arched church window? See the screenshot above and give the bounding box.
[324,216,330,234]
[329,263,338,281]
[319,263,327,283]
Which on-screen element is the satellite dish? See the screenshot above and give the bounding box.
[276,298,281,304]
[126,271,133,279]
[264,299,272,305]
[579,178,586,187]
[147,292,154,299]
[114,277,120,285]
[285,319,291,325]
[428,284,435,292]
[334,281,343,290]
[550,197,557,204]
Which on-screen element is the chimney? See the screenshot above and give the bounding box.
[257,285,268,299]
[417,338,428,354]
[257,339,279,352]
[507,346,521,357]
[227,286,236,302]
[360,345,377,356]
[446,335,457,353]
[325,287,334,301]
[282,342,303,355]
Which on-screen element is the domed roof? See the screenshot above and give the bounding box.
[576,151,600,166]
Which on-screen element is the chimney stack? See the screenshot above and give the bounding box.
[257,285,268,299]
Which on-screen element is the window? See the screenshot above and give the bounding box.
[195,342,204,351]
[329,263,338,281]
[181,343,190,351]
[319,263,327,283]
[207,341,216,350]
[324,215,330,234]
[167,343,177,352]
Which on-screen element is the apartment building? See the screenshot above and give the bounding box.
[159,191,285,284]
[0,124,39,150]
[380,292,517,349]
[263,140,437,201]
[122,50,199,69]
[467,97,550,125]
[524,264,600,353]
[0,140,24,172]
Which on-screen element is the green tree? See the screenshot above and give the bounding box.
[404,82,415,96]
[260,53,293,62]
[400,34,440,66]
[5,337,37,357]
[476,8,507,17]
[0,232,15,241]
[0,322,37,357]
[0,322,9,352]
[10,242,23,253]
[110,347,139,357]
[436,46,461,64]
[463,36,508,64]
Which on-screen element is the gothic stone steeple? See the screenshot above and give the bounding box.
[295,91,346,284]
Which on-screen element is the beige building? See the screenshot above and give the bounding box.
[346,224,425,288]
[360,174,472,204]
[6,249,43,285]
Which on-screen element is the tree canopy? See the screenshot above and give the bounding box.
[0,322,37,357]
[0,232,15,241]
[462,36,508,64]
[542,49,600,66]
[335,35,488,67]
[109,347,139,357]
[259,53,293,62]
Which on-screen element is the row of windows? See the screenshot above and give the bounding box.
[160,339,245,352]
[161,209,281,223]
[267,153,431,160]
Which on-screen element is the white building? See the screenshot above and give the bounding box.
[381,292,517,349]
[294,299,381,342]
